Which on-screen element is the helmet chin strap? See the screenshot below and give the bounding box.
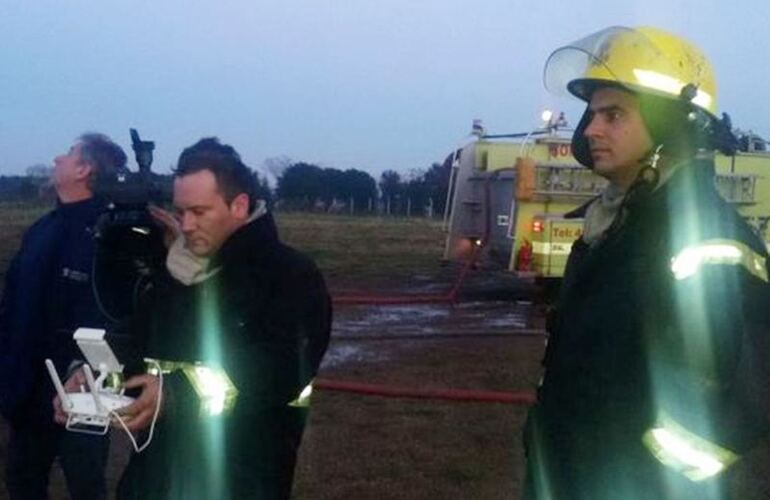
[598,143,664,238]
[635,144,664,190]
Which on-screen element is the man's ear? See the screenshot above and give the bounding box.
[75,163,93,183]
[230,193,250,219]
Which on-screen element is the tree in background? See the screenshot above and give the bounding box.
[261,156,292,183]
[276,162,325,209]
[422,160,451,215]
[275,162,378,213]
[253,171,273,207]
[26,164,53,178]
[320,168,345,206]
[379,169,402,214]
[378,162,450,216]
[337,169,377,212]
[403,169,429,216]
[0,176,42,201]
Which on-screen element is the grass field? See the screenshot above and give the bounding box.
[0,202,49,282]
[0,204,449,290]
[276,213,449,289]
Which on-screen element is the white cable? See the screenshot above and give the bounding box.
[109,360,163,453]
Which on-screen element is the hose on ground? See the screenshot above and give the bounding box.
[314,378,535,405]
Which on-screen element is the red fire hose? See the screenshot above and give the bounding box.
[328,170,536,404]
[314,378,535,405]
[332,243,481,305]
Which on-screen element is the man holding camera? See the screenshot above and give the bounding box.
[0,133,126,499]
[112,138,331,499]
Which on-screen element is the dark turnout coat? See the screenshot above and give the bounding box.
[524,159,770,499]
[118,212,332,500]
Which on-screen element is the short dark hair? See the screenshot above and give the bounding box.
[175,137,256,212]
[78,133,128,187]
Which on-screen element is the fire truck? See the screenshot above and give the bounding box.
[442,120,770,282]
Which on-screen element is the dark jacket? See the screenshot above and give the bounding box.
[0,198,107,426]
[524,159,770,499]
[118,212,332,500]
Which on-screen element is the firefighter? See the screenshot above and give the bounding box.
[522,26,770,499]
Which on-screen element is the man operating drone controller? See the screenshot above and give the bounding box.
[0,133,126,500]
[54,137,332,499]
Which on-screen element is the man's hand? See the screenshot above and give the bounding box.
[115,374,163,432]
[148,204,181,248]
[52,366,88,425]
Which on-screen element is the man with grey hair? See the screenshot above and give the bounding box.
[0,133,126,499]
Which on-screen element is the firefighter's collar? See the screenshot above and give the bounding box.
[582,182,625,245]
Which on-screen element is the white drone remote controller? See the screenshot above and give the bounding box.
[46,327,135,435]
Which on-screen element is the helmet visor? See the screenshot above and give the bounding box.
[543,26,716,115]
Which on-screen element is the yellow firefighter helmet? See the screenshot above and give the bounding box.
[544,26,718,119]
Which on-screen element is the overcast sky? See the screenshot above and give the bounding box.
[1,1,767,180]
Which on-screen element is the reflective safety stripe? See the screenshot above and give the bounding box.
[633,68,714,110]
[145,358,188,375]
[670,239,768,282]
[288,382,314,408]
[145,358,239,416]
[532,241,574,256]
[642,416,738,482]
[182,365,239,416]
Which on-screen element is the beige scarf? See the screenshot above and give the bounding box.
[582,183,625,246]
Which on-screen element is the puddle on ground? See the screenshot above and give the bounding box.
[320,343,389,369]
[333,300,534,337]
[323,299,540,368]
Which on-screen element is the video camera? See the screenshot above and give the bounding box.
[91,129,170,324]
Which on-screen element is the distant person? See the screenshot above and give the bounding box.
[60,137,331,499]
[522,27,770,499]
[0,133,126,499]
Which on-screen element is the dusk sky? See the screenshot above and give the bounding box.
[1,1,767,181]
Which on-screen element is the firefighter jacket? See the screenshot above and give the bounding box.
[117,212,332,500]
[0,197,108,426]
[523,158,770,499]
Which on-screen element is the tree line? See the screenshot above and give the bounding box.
[0,157,452,217]
[273,159,451,216]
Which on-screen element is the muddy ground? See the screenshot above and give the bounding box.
[293,299,545,500]
[3,291,770,499]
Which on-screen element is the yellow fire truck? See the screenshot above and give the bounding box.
[442,121,770,281]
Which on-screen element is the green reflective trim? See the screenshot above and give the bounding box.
[182,364,239,416]
[642,416,738,482]
[288,382,314,408]
[670,239,768,282]
[144,358,239,416]
[144,358,189,375]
